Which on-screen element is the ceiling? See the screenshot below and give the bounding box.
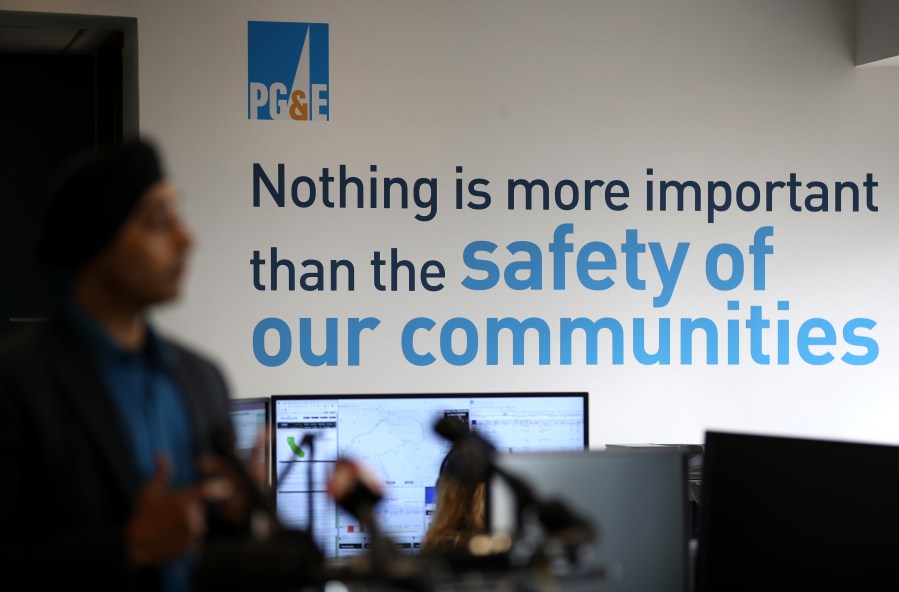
[2,5,896,64]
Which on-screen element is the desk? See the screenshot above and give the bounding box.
[196,536,683,592]
[295,571,608,592]
[288,558,614,592]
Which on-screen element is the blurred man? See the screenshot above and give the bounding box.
[0,139,248,591]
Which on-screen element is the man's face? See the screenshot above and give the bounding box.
[88,180,193,307]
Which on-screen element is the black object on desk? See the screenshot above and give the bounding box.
[195,428,325,591]
[696,430,899,592]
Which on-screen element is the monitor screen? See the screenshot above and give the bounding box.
[488,448,690,592]
[696,431,899,591]
[271,392,588,558]
[228,396,271,483]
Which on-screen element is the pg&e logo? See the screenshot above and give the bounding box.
[247,21,329,121]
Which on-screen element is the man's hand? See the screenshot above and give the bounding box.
[196,455,250,527]
[126,454,231,567]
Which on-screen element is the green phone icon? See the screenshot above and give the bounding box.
[287,436,306,458]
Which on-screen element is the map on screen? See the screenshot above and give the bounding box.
[271,393,588,558]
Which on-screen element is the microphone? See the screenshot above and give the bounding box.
[433,415,470,443]
[537,498,596,549]
[433,417,497,487]
[275,433,315,486]
[434,416,536,505]
[328,457,406,579]
[273,433,316,538]
[303,434,315,544]
[432,418,596,565]
[327,458,383,528]
[209,424,281,532]
[195,427,325,592]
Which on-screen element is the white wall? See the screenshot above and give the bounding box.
[856,0,899,65]
[4,0,899,447]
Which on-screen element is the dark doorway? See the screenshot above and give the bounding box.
[0,11,137,337]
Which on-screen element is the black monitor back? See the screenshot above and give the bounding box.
[697,431,899,592]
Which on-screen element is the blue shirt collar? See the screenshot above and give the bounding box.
[64,298,175,371]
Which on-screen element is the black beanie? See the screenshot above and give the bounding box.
[36,138,165,269]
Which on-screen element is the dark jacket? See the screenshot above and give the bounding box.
[0,314,233,590]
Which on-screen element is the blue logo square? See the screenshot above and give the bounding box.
[248,21,329,121]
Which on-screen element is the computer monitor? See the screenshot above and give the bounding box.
[228,396,271,485]
[696,431,899,591]
[271,392,588,558]
[489,448,690,592]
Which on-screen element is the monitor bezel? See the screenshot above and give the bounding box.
[229,395,271,413]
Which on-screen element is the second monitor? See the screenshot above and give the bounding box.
[228,396,271,485]
[271,392,588,558]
